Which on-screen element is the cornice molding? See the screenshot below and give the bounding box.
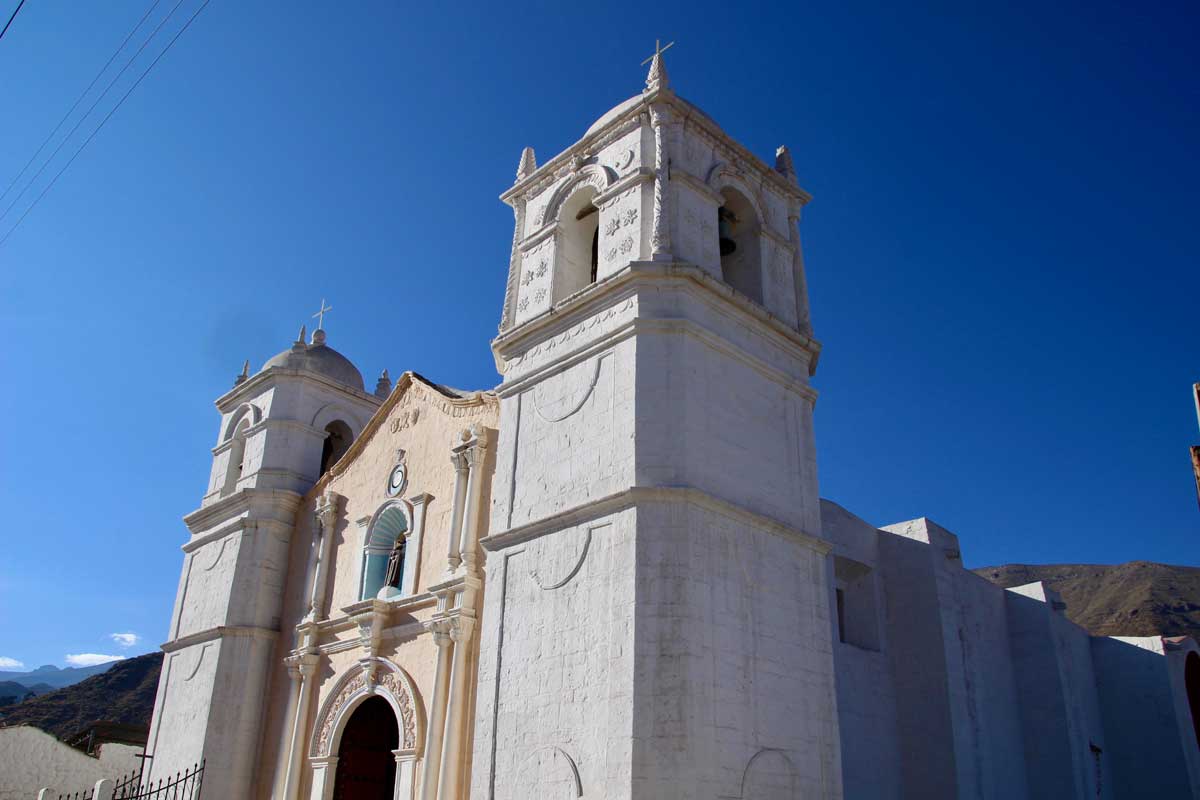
[492,261,821,376]
[183,488,303,536]
[161,624,279,653]
[481,485,830,556]
[215,367,382,413]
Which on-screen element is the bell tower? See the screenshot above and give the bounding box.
[473,49,842,799]
[145,321,382,798]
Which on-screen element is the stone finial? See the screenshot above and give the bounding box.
[375,369,392,398]
[643,39,674,93]
[516,147,537,181]
[234,359,250,387]
[295,325,307,344]
[645,53,669,92]
[775,145,798,183]
[310,328,327,346]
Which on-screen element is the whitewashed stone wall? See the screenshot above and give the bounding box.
[631,499,840,800]
[0,727,140,800]
[472,508,637,799]
[1092,635,1200,798]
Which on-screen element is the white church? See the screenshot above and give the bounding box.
[144,51,1200,799]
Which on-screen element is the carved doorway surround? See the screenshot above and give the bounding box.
[308,658,424,800]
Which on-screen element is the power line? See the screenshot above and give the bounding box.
[0,0,188,228]
[0,0,164,209]
[0,0,212,249]
[0,0,28,43]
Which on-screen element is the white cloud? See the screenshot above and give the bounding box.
[109,633,139,648]
[0,656,24,670]
[65,653,124,668]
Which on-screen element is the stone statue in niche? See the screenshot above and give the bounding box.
[384,535,407,589]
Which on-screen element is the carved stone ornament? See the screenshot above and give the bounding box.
[311,659,418,757]
[315,490,339,532]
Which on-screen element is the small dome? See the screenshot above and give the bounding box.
[582,93,717,139]
[262,329,364,390]
[584,95,643,138]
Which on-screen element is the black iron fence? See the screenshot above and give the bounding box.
[56,760,203,800]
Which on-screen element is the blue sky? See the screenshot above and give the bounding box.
[0,0,1196,671]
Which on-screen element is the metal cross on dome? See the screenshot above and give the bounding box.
[312,298,333,330]
[641,39,674,66]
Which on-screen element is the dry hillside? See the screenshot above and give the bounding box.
[973,561,1200,643]
[0,652,162,740]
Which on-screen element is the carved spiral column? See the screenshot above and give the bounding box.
[649,104,673,259]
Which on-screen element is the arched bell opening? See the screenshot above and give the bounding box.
[554,187,600,304]
[330,695,398,800]
[320,420,354,476]
[717,186,763,305]
[222,418,251,497]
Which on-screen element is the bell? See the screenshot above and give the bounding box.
[718,207,737,256]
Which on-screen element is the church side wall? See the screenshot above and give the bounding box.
[945,571,1029,800]
[877,531,959,798]
[822,503,901,800]
[1092,636,1197,799]
[630,500,841,800]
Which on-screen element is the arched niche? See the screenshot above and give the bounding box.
[308,659,424,800]
[361,500,414,600]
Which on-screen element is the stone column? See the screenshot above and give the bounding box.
[456,431,490,577]
[419,624,454,800]
[282,653,319,800]
[405,493,433,597]
[649,104,673,260]
[307,490,339,620]
[393,751,417,800]
[271,659,305,798]
[437,617,475,800]
[445,452,469,574]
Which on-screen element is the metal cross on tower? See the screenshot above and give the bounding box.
[641,38,674,66]
[312,298,333,330]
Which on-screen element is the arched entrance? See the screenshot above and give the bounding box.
[331,696,397,800]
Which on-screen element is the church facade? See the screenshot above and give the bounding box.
[145,53,1200,800]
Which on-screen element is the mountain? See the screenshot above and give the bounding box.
[0,680,53,706]
[0,652,162,739]
[973,561,1200,643]
[0,661,118,690]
